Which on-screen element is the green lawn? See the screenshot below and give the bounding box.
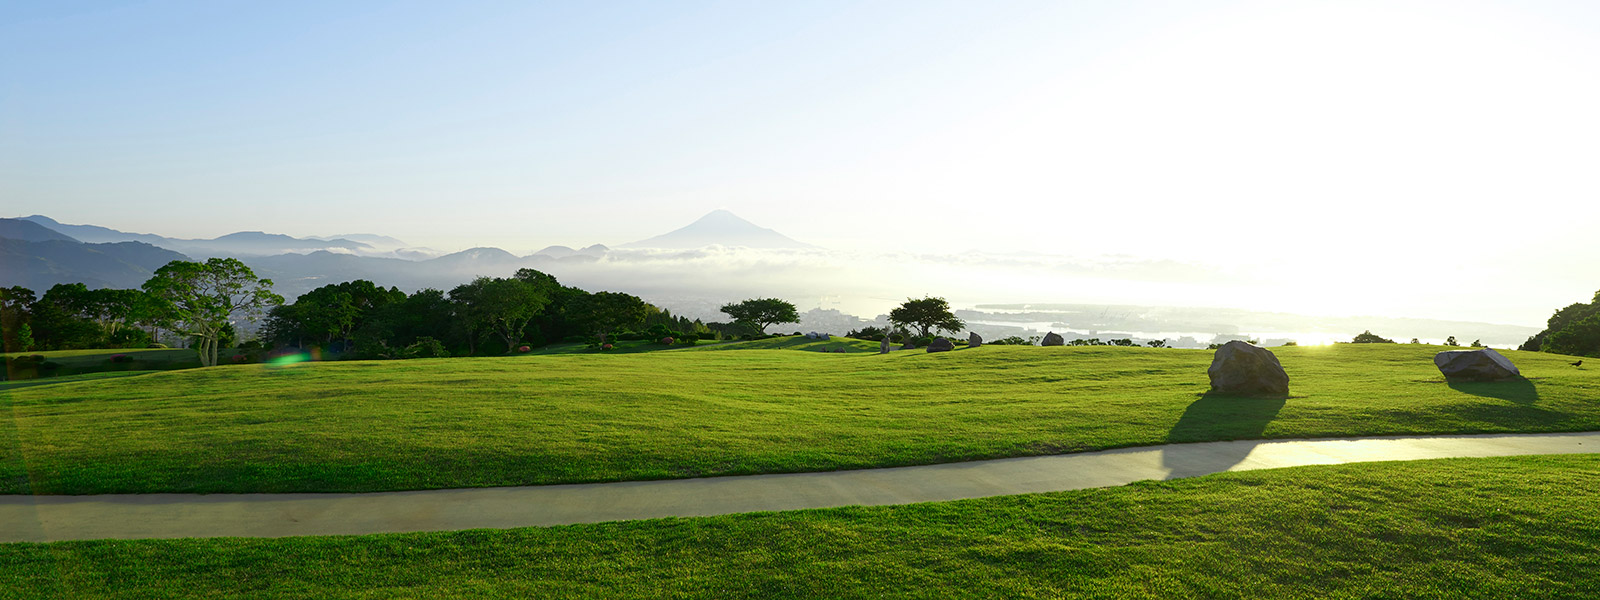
[0,370,162,391]
[1,347,201,383]
[3,454,1595,598]
[2,344,1596,494]
[520,339,723,355]
[685,334,886,353]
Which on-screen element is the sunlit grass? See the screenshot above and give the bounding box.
[2,344,1595,494]
[3,455,1596,598]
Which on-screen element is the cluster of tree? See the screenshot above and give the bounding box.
[1520,289,1600,357]
[1,258,282,366]
[1,259,757,367]
[263,268,725,358]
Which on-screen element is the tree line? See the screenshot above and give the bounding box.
[0,258,817,365]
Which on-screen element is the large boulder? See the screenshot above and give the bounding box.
[968,332,983,348]
[1207,341,1290,396]
[927,337,955,353]
[1041,332,1065,346]
[1435,348,1520,381]
[879,337,892,355]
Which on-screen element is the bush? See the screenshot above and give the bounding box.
[660,337,675,345]
[403,337,450,359]
[147,343,169,349]
[601,343,614,351]
[38,361,61,370]
[109,354,134,363]
[517,345,532,353]
[1351,330,1395,344]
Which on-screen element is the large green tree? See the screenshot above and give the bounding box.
[570,291,650,338]
[889,296,965,339]
[449,276,549,354]
[0,286,36,352]
[1523,289,1600,357]
[719,298,800,334]
[142,258,283,367]
[270,280,405,349]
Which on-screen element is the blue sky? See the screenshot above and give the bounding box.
[5,1,1600,323]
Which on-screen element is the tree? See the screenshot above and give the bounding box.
[1522,289,1600,357]
[142,258,283,367]
[0,286,36,352]
[1445,336,1459,347]
[570,291,650,338]
[449,276,549,354]
[1351,330,1395,344]
[889,296,965,339]
[719,298,800,334]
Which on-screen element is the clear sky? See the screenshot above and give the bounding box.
[4,1,1598,324]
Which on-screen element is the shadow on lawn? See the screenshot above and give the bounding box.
[1162,391,1286,479]
[1445,377,1540,404]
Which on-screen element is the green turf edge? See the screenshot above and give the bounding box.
[3,454,1596,599]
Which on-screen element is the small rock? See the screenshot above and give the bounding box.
[927,337,955,353]
[900,342,917,350]
[1207,341,1290,395]
[1041,332,1065,346]
[969,332,983,347]
[1435,348,1520,381]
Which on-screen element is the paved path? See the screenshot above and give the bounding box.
[4,431,1597,543]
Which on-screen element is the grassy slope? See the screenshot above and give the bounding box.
[3,455,1596,598]
[685,335,884,353]
[2,344,1597,494]
[2,348,201,385]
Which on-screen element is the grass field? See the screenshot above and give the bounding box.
[3,454,1595,598]
[1,348,201,387]
[3,344,1595,495]
[685,335,884,353]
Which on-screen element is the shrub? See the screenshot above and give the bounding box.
[109,354,134,363]
[601,343,614,351]
[517,345,531,353]
[660,337,675,345]
[403,337,450,359]
[147,343,169,349]
[230,354,248,364]
[38,361,61,370]
[846,326,888,341]
[1351,330,1395,344]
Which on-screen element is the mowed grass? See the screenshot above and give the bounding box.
[2,344,1597,494]
[686,335,885,353]
[3,455,1597,598]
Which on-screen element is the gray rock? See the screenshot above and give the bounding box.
[927,337,954,353]
[900,342,917,350]
[879,336,891,354]
[969,332,983,347]
[1435,348,1520,381]
[1041,332,1065,346]
[1207,341,1290,395]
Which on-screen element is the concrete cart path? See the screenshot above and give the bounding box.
[5,431,1597,543]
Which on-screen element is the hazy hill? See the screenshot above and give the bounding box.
[21,215,380,258]
[0,238,190,291]
[0,218,78,243]
[620,210,816,250]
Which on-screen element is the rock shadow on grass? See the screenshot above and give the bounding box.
[1444,376,1540,405]
[1162,391,1287,479]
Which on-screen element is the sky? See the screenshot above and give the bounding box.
[4,0,1599,325]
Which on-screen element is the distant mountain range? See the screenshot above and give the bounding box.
[0,211,816,299]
